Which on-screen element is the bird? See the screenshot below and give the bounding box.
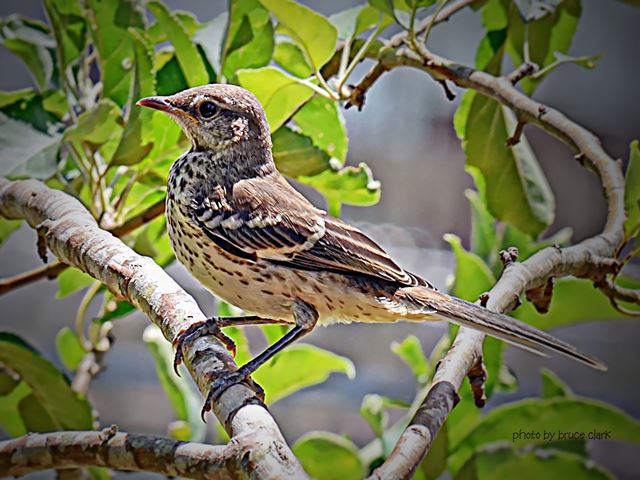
[137,84,606,419]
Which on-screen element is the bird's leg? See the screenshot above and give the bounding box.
[172,315,292,375]
[200,300,318,420]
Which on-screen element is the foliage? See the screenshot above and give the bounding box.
[0,0,638,479]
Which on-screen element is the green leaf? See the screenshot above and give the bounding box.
[462,97,555,236]
[43,0,87,75]
[541,368,572,398]
[0,91,62,133]
[514,277,630,330]
[143,325,206,441]
[272,126,331,177]
[221,0,274,79]
[236,66,314,131]
[0,381,30,435]
[2,38,54,91]
[194,13,228,75]
[293,432,363,480]
[87,0,145,106]
[466,189,497,263]
[455,444,613,480]
[259,0,337,70]
[391,335,430,383]
[0,218,22,244]
[64,99,121,146]
[273,41,313,78]
[55,327,86,371]
[19,393,57,432]
[449,397,640,472]
[329,6,384,40]
[147,2,209,87]
[253,344,355,404]
[0,332,93,431]
[294,96,348,163]
[0,369,19,396]
[299,163,381,217]
[56,268,94,299]
[0,113,61,180]
[444,234,495,301]
[111,29,155,166]
[624,140,640,238]
[360,394,408,439]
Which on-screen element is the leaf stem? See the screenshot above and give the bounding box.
[338,20,384,97]
[75,281,103,350]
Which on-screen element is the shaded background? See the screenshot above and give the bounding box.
[0,0,639,478]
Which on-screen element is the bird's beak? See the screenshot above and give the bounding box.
[136,96,197,123]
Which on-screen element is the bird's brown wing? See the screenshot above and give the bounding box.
[191,174,429,287]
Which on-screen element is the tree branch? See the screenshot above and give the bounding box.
[367,47,626,480]
[0,429,244,479]
[0,198,165,296]
[0,178,307,479]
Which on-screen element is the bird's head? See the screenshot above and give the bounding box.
[137,84,271,152]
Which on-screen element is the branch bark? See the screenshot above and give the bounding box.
[366,44,626,480]
[0,429,244,479]
[0,177,307,479]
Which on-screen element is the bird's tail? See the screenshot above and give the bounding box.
[397,287,607,371]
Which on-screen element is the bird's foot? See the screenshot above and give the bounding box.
[200,368,264,421]
[172,318,237,375]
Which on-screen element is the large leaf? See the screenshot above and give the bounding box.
[56,267,94,299]
[143,325,206,441]
[111,29,155,166]
[43,0,87,75]
[259,0,337,70]
[271,126,331,178]
[462,97,555,236]
[466,189,497,263]
[64,99,120,146]
[221,0,274,80]
[624,140,640,238]
[294,96,348,163]
[0,113,61,180]
[456,444,612,480]
[0,381,31,436]
[293,432,363,480]
[0,333,93,431]
[299,163,381,217]
[236,66,314,131]
[87,0,145,106]
[147,2,208,87]
[273,40,312,78]
[253,344,355,404]
[329,6,386,40]
[449,397,640,472]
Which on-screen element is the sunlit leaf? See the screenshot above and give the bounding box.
[55,327,86,371]
[56,267,94,299]
[259,0,337,69]
[236,66,314,131]
[272,126,331,178]
[293,432,363,480]
[391,335,430,383]
[541,368,572,398]
[294,95,348,163]
[254,344,355,404]
[273,40,312,78]
[43,0,87,75]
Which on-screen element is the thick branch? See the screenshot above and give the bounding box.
[368,46,626,480]
[0,430,242,479]
[0,198,166,295]
[0,178,307,479]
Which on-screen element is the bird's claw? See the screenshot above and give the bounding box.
[200,370,264,421]
[172,318,237,376]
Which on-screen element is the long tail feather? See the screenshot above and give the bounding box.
[398,287,607,371]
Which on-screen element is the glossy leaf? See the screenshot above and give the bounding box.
[236,66,314,131]
[87,0,145,106]
[299,163,381,217]
[391,335,430,383]
[56,267,94,299]
[272,126,331,177]
[253,344,355,404]
[222,0,274,79]
[455,445,613,480]
[462,97,555,236]
[273,40,312,78]
[111,30,155,166]
[294,95,348,163]
[0,332,93,431]
[0,113,61,180]
[624,140,640,238]
[259,0,337,69]
[449,397,640,472]
[147,2,209,87]
[143,325,206,441]
[293,432,363,480]
[55,327,86,371]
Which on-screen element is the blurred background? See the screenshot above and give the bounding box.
[0,0,639,478]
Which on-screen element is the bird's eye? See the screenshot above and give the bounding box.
[198,101,218,118]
